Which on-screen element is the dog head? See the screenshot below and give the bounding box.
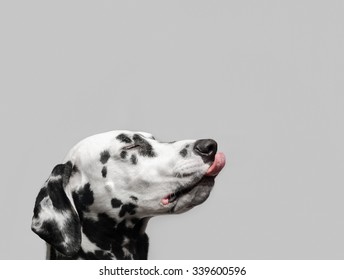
[31,130,226,256]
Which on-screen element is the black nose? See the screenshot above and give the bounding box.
[193,139,218,162]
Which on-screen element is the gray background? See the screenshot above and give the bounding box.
[0,0,343,259]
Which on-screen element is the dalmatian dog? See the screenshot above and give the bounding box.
[31,130,226,259]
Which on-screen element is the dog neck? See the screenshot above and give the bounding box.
[49,216,150,260]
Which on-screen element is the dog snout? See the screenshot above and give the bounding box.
[193,139,217,162]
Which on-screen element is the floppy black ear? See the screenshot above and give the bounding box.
[31,161,81,256]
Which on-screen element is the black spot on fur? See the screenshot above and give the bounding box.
[180,148,187,157]
[128,219,149,259]
[111,198,123,208]
[111,243,125,259]
[130,154,138,164]
[116,134,132,143]
[47,178,71,211]
[130,196,138,202]
[78,183,94,207]
[82,213,117,251]
[120,150,127,159]
[72,183,94,220]
[100,150,111,164]
[135,232,149,260]
[133,134,156,157]
[114,220,130,239]
[101,166,107,178]
[72,164,79,174]
[119,203,137,217]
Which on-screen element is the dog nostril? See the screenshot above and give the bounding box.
[193,139,218,162]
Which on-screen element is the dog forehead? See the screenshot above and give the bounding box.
[64,130,155,161]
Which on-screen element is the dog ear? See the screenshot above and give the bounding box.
[31,161,81,256]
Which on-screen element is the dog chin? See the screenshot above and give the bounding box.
[172,176,215,214]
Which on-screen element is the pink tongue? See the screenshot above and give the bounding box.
[206,152,226,176]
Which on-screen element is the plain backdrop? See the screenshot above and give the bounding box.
[0,0,343,259]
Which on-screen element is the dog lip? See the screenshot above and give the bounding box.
[161,175,211,206]
[161,153,226,206]
[161,188,188,205]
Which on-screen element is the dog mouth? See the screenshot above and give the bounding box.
[161,152,226,205]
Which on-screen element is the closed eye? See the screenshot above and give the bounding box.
[124,144,140,150]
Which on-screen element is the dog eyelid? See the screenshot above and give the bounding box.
[123,144,140,150]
